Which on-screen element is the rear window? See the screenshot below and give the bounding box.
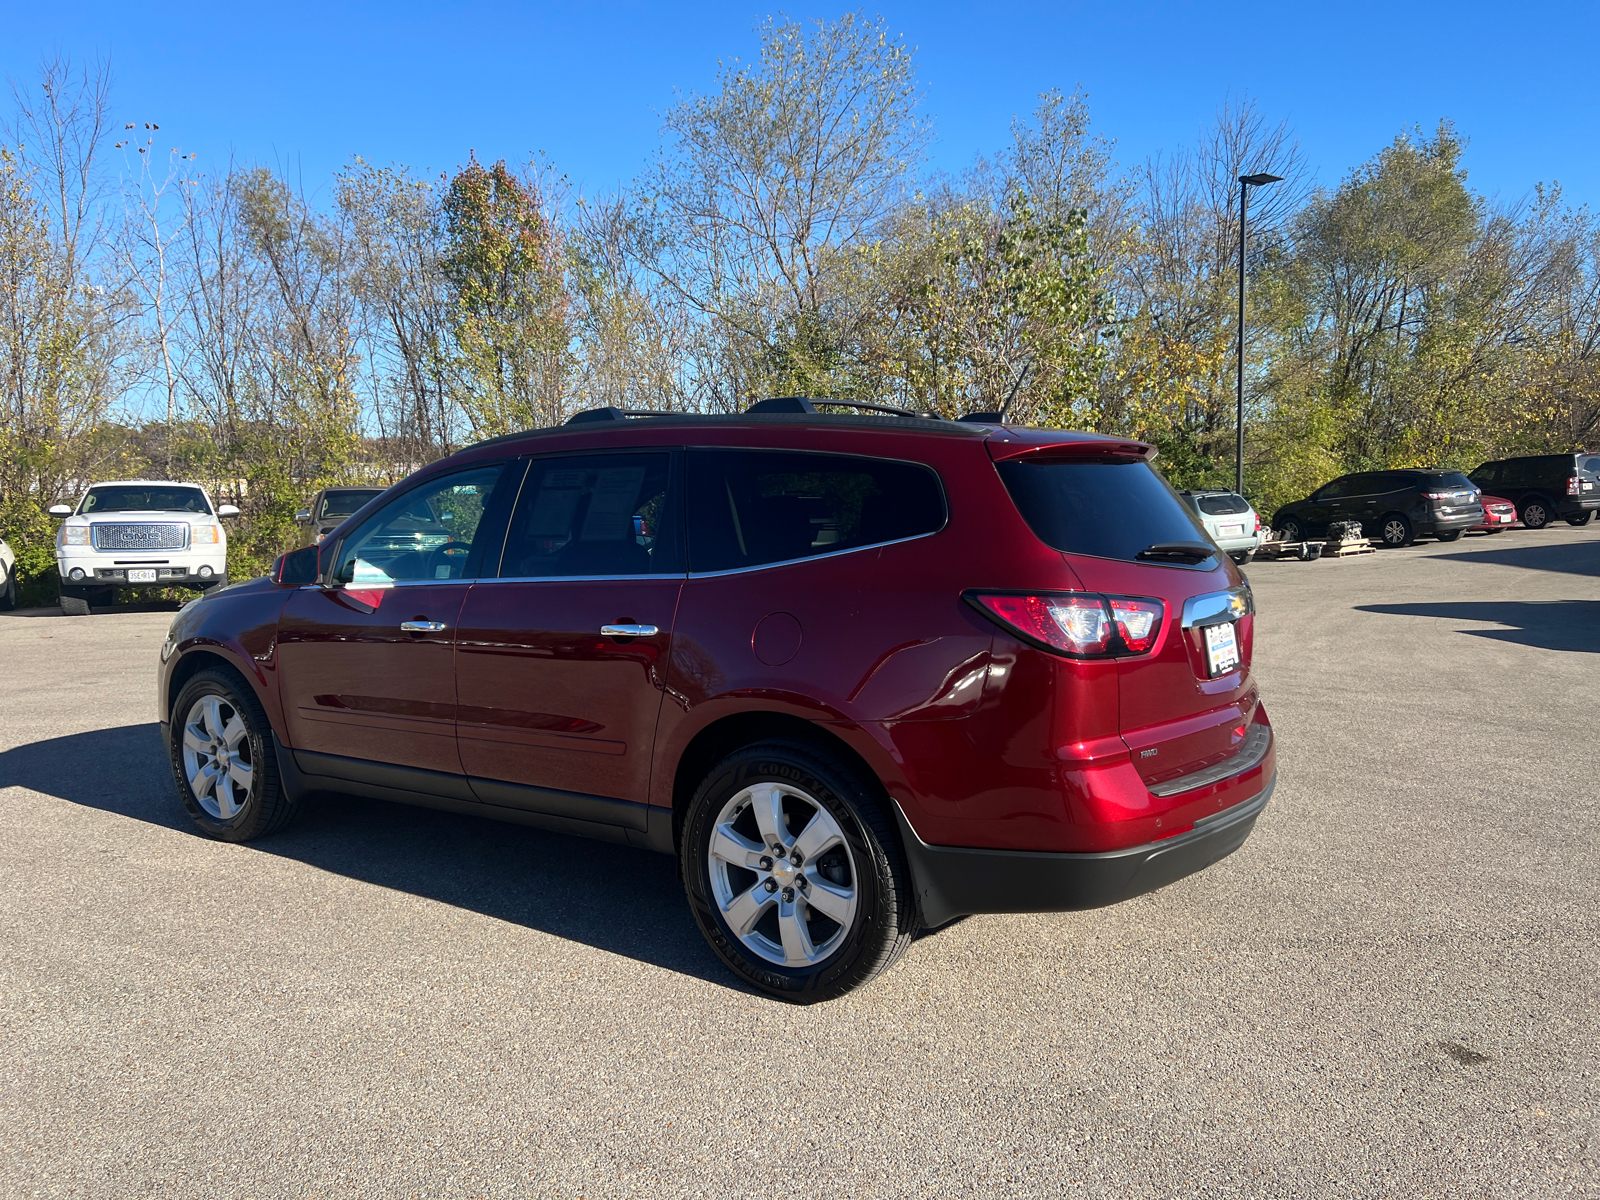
[1420,472,1475,491]
[1579,455,1600,477]
[1194,493,1250,516]
[687,449,945,573]
[996,459,1210,562]
[81,485,210,515]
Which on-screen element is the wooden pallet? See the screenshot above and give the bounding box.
[1256,538,1374,560]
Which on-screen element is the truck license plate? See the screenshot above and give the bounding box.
[1204,621,1240,677]
[127,569,157,583]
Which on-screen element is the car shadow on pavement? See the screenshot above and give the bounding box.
[1356,600,1600,654]
[0,722,742,991]
[1435,538,1600,577]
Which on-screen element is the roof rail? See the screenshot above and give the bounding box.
[564,406,677,425]
[745,396,944,420]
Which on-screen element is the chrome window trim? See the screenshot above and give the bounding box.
[1181,586,1253,629]
[480,573,687,584]
[685,529,941,579]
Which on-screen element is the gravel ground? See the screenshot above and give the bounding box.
[1,528,1597,1199]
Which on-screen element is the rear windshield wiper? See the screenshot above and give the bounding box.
[1136,541,1216,564]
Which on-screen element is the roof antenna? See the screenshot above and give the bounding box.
[999,363,1030,421]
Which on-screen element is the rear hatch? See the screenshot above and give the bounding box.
[1418,471,1482,520]
[1190,492,1255,542]
[989,438,1259,792]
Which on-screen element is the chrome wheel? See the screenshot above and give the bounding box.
[180,693,254,820]
[706,781,859,967]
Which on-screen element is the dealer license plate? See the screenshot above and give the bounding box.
[1218,523,1245,537]
[1204,621,1240,677]
[126,569,157,583]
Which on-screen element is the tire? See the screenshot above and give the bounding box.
[681,738,916,1003]
[59,586,91,616]
[1565,511,1594,527]
[1274,516,1305,543]
[1435,529,1464,542]
[1521,499,1552,530]
[0,566,15,611]
[169,667,298,842]
[1378,513,1414,548]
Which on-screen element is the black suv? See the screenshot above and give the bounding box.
[1466,453,1600,529]
[294,486,386,544]
[1271,469,1483,548]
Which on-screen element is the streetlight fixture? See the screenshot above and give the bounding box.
[1235,172,1283,496]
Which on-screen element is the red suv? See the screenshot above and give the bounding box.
[157,401,1276,1001]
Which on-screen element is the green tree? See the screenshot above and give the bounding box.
[440,157,571,435]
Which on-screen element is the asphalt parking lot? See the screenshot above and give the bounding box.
[2,528,1597,1198]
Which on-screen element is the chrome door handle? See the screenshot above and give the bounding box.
[400,620,447,632]
[601,623,658,638]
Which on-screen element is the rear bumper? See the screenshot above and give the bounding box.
[1414,511,1481,535]
[895,774,1274,929]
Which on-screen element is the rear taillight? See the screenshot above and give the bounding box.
[1253,513,1262,533]
[1568,476,1583,496]
[966,591,1166,658]
[1108,597,1163,652]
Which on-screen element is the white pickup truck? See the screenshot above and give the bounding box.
[50,481,239,616]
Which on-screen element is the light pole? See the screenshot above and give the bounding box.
[1236,172,1283,497]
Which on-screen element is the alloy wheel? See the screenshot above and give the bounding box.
[180,693,254,820]
[1383,519,1408,546]
[706,781,859,967]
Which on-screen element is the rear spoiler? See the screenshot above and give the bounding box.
[986,436,1156,465]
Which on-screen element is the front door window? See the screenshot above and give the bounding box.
[332,468,503,586]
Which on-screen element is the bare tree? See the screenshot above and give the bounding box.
[643,13,929,405]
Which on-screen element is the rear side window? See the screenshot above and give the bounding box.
[995,459,1209,562]
[687,449,944,573]
[499,452,680,578]
[1195,493,1250,516]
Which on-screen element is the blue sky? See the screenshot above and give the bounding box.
[3,1,1595,211]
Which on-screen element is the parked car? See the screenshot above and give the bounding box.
[1466,453,1600,529]
[295,486,386,544]
[1178,489,1263,563]
[0,535,16,610]
[49,481,239,616]
[1473,495,1517,534]
[1271,469,1483,548]
[156,400,1276,1002]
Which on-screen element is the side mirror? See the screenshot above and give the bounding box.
[217,504,241,517]
[48,504,72,517]
[275,544,320,586]
[293,508,312,524]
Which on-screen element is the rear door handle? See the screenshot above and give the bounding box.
[400,620,447,632]
[601,623,659,638]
